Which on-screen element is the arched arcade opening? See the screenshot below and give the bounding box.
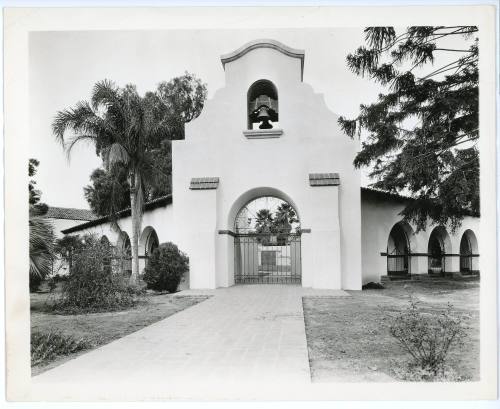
[460,229,479,274]
[139,226,159,267]
[386,222,414,276]
[427,226,451,275]
[116,231,132,276]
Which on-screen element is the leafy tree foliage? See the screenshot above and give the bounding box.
[29,158,41,205]
[147,139,172,199]
[54,234,86,264]
[84,166,130,217]
[29,158,48,214]
[155,71,208,140]
[339,26,478,231]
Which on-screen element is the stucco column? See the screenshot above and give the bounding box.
[187,188,217,289]
[215,232,234,288]
[139,258,146,275]
[174,178,219,289]
[410,231,428,275]
[300,232,314,287]
[409,254,426,275]
[305,175,342,289]
[445,254,460,274]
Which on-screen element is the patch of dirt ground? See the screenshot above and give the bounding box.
[302,279,479,382]
[31,292,210,376]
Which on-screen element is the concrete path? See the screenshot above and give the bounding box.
[30,285,349,400]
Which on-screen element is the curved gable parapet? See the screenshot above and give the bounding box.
[220,39,305,80]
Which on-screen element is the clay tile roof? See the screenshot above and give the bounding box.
[61,195,173,234]
[45,207,98,221]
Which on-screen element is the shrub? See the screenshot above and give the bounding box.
[142,242,189,293]
[29,274,43,293]
[389,296,467,378]
[54,238,138,313]
[31,330,91,366]
[47,275,58,292]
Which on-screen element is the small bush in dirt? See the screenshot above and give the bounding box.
[389,296,467,379]
[54,238,138,313]
[31,331,91,366]
[142,242,189,293]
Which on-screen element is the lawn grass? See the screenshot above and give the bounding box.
[31,291,210,375]
[303,279,479,382]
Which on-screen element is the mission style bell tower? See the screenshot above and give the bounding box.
[171,39,363,290]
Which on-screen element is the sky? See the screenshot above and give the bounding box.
[29,27,470,209]
[29,27,387,209]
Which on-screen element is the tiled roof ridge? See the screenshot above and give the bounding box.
[45,206,97,221]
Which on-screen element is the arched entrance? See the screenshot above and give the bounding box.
[386,222,413,276]
[460,229,478,274]
[427,226,451,275]
[233,196,301,284]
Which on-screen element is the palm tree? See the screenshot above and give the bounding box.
[29,159,55,290]
[52,80,168,285]
[254,209,274,233]
[255,209,275,245]
[272,203,299,245]
[29,205,55,285]
[273,203,299,233]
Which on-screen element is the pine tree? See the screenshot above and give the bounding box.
[339,26,478,231]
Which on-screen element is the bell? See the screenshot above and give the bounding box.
[248,94,278,129]
[256,106,272,129]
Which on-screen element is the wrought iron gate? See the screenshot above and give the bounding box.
[386,251,409,275]
[460,253,472,272]
[234,232,301,284]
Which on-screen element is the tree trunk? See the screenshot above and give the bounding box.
[128,171,141,286]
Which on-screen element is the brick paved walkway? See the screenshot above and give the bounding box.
[30,285,349,400]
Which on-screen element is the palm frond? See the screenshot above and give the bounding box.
[104,143,131,168]
[52,101,97,144]
[91,79,120,110]
[29,214,55,278]
[64,135,99,159]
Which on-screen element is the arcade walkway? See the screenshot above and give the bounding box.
[31,285,349,400]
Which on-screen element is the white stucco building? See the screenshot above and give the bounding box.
[60,39,480,290]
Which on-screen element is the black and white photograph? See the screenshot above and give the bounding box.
[3,4,498,403]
